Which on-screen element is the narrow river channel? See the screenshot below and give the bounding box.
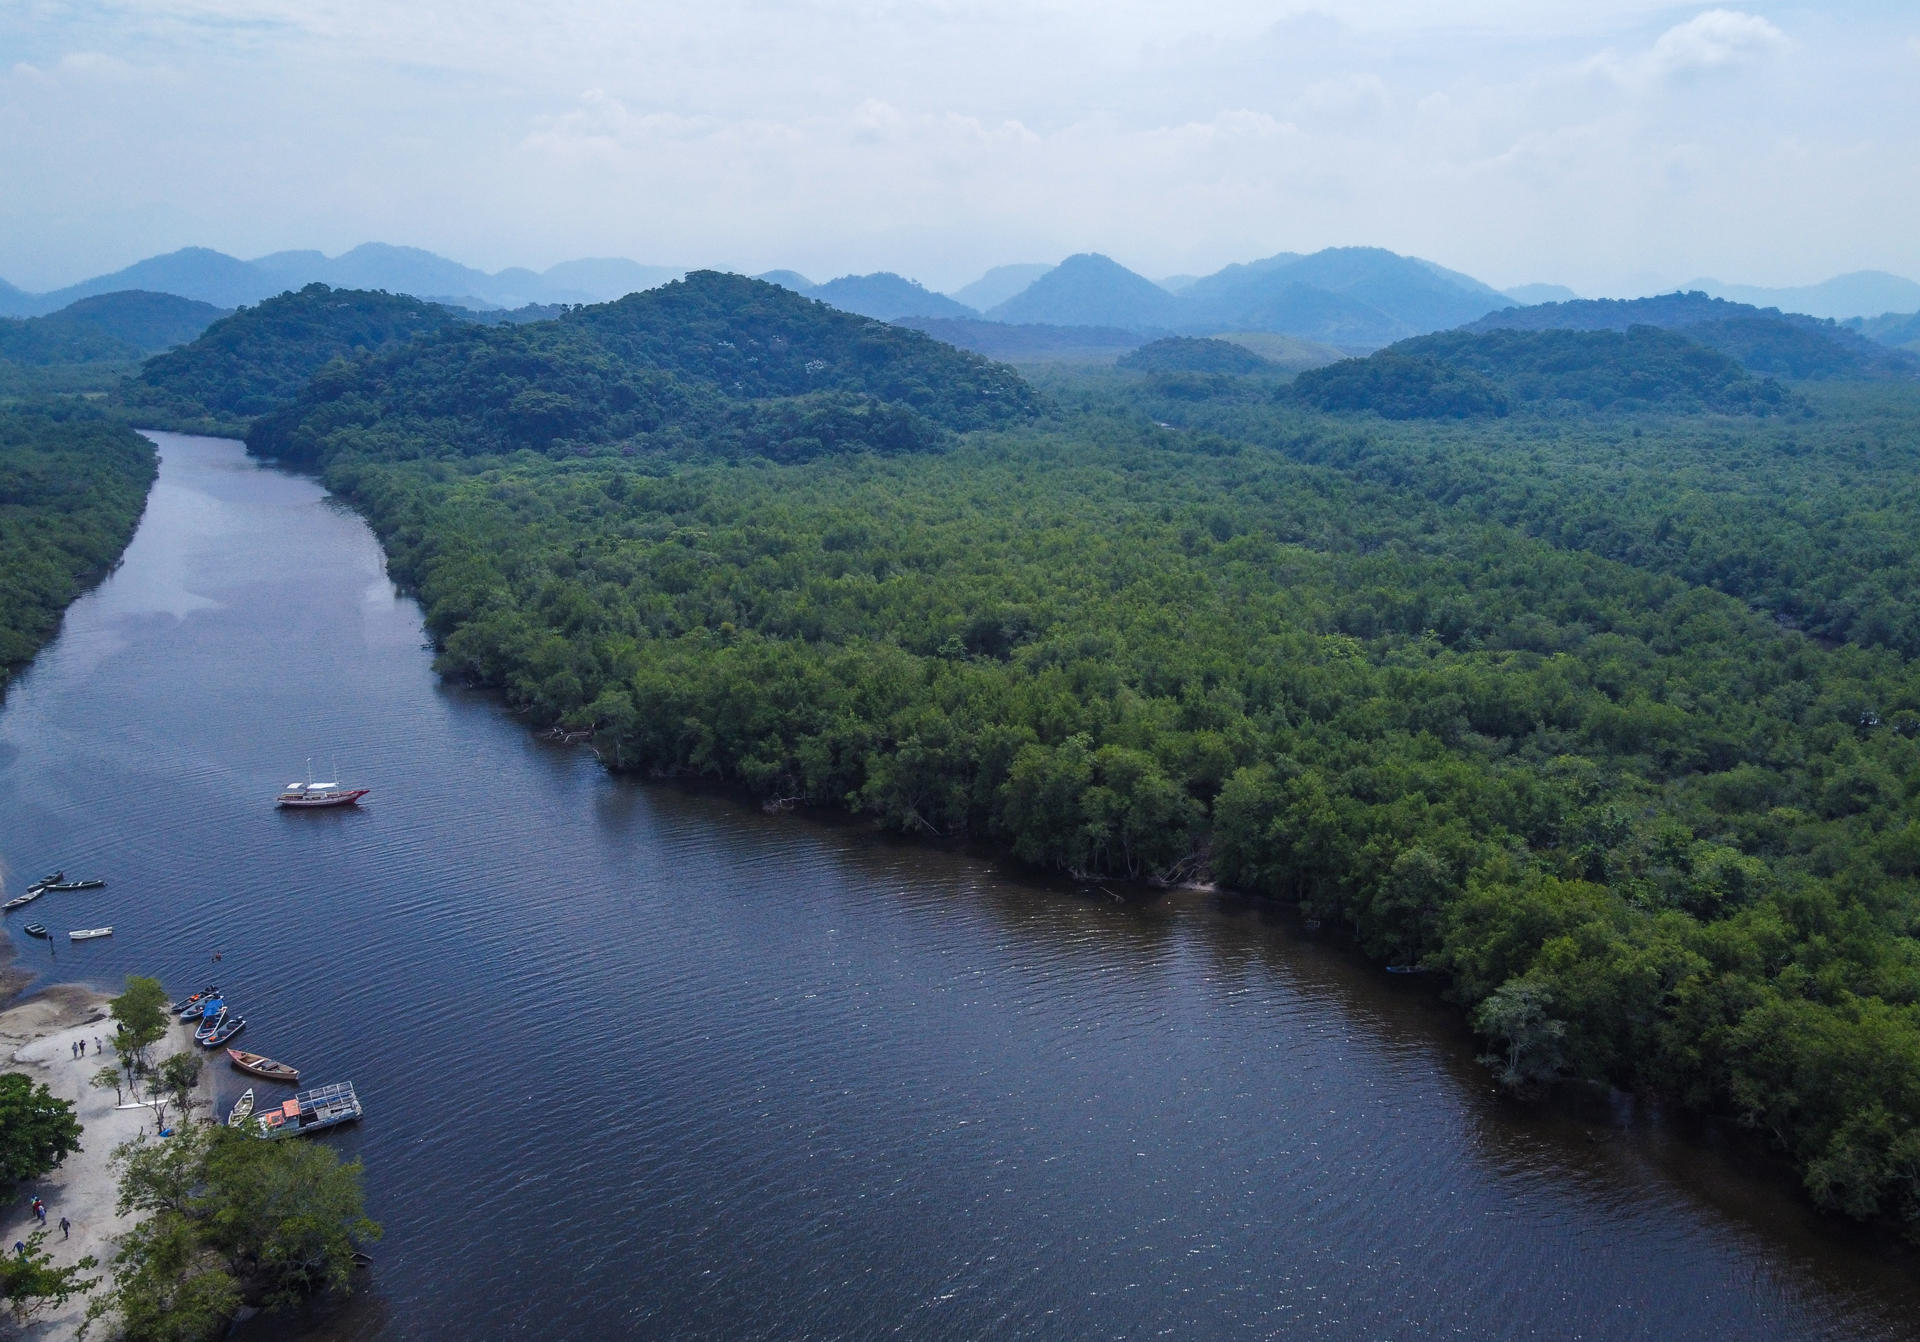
[2,432,1916,1339]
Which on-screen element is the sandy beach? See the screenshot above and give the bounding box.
[2,982,209,1341]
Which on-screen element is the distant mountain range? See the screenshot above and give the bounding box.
[0,245,682,318]
[972,248,1512,350]
[10,241,1919,362]
[1686,272,1920,323]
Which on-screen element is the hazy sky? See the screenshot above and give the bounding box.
[4,2,1916,294]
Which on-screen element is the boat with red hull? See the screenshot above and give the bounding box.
[276,779,368,808]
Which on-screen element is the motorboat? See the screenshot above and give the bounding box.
[193,1004,228,1043]
[203,1014,246,1048]
[170,987,219,1016]
[68,927,112,941]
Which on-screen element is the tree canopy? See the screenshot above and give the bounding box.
[0,403,156,695]
[0,1073,83,1184]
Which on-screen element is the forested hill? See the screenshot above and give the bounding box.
[248,272,1038,469]
[0,291,226,366]
[0,404,157,690]
[119,283,472,432]
[1466,292,1917,380]
[1291,327,1792,418]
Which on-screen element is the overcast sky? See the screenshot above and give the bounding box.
[3,2,1916,294]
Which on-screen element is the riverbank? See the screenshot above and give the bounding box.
[2,984,208,1341]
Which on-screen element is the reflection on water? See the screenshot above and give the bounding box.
[0,432,1915,1340]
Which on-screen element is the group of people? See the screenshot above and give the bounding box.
[12,1197,72,1254]
[68,1035,99,1059]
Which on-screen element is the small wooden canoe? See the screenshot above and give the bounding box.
[203,1015,246,1048]
[228,1089,255,1127]
[23,924,48,938]
[228,1049,300,1084]
[43,879,105,891]
[2,890,44,911]
[69,927,112,941]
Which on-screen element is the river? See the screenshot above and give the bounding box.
[1,432,1916,1340]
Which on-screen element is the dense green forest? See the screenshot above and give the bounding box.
[1118,336,1272,375]
[217,272,1920,1238]
[1125,380,1920,659]
[1291,327,1794,418]
[0,404,156,688]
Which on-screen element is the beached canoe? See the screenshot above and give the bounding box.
[68,927,112,941]
[22,924,48,938]
[202,1014,246,1048]
[227,1049,300,1084]
[228,1089,255,1127]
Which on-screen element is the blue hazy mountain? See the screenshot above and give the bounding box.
[747,270,975,321]
[950,263,1055,311]
[1503,283,1580,305]
[754,271,816,291]
[0,290,228,364]
[0,245,684,318]
[1688,271,1920,322]
[987,254,1182,329]
[1847,311,1920,351]
[974,247,1506,349]
[538,258,682,302]
[805,273,976,321]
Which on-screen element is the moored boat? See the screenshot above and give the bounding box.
[2,890,43,911]
[228,1089,255,1127]
[193,1004,228,1044]
[227,1049,300,1084]
[276,764,368,808]
[43,878,105,891]
[171,987,219,1016]
[33,871,64,889]
[179,992,222,1021]
[253,1081,362,1138]
[202,1014,246,1048]
[23,924,48,938]
[68,927,112,941]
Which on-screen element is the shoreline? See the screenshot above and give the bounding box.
[2,982,214,1341]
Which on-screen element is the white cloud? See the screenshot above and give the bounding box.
[1644,8,1786,78]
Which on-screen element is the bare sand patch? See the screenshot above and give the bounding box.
[3,984,212,1341]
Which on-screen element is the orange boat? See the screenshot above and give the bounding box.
[227,1048,300,1084]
